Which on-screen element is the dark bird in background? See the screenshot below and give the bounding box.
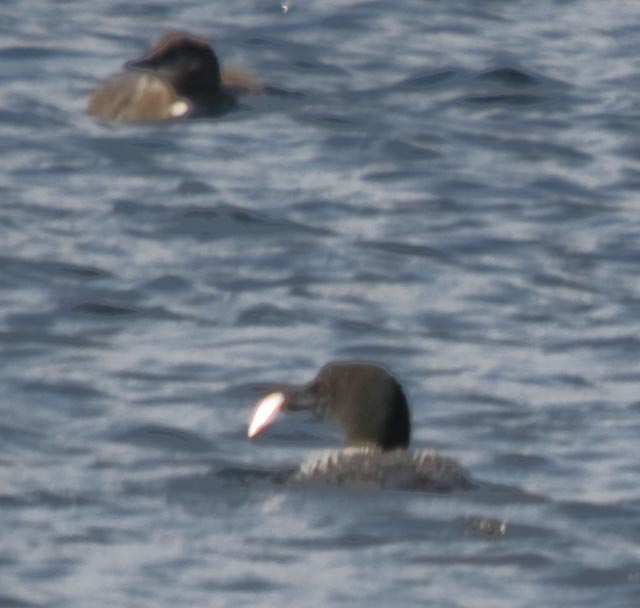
[89,32,261,122]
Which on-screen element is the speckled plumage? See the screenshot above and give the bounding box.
[295,446,472,492]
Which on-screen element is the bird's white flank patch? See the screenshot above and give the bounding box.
[170,100,190,118]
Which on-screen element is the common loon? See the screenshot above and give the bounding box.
[248,361,472,492]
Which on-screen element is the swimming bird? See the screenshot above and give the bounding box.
[89,32,261,122]
[248,361,472,492]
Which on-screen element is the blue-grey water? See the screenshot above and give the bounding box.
[2,0,640,606]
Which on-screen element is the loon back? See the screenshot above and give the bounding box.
[294,446,472,492]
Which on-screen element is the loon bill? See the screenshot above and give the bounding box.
[248,391,285,438]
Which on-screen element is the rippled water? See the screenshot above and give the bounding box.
[2,1,640,606]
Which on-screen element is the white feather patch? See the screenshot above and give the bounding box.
[248,392,285,438]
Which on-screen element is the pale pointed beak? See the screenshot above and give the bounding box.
[247,392,285,438]
[248,380,320,439]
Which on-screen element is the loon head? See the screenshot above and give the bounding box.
[248,361,411,451]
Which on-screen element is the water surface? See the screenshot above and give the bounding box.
[1,1,640,607]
